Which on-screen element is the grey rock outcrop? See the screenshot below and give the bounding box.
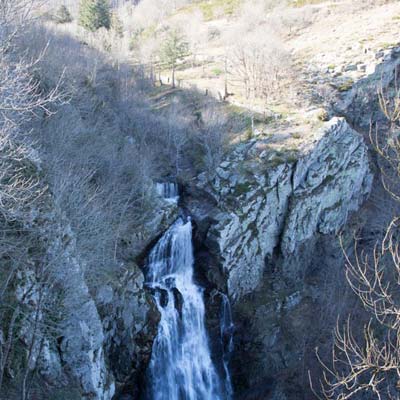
[188,117,372,301]
[9,180,178,399]
[101,265,160,398]
[13,214,115,400]
[335,45,400,129]
[183,115,374,400]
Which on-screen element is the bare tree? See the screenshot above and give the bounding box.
[229,28,292,104]
[195,103,230,176]
[0,1,66,396]
[311,72,400,400]
[0,0,40,52]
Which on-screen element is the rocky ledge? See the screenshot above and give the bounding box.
[184,116,372,399]
[187,117,372,300]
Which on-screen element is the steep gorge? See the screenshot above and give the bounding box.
[3,30,400,400]
[184,117,372,399]
[180,49,400,399]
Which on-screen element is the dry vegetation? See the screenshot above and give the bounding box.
[1,0,400,398]
[0,0,235,397]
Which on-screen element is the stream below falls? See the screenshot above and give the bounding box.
[144,217,233,400]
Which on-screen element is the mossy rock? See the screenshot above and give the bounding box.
[234,182,253,196]
[317,108,329,121]
[337,80,354,92]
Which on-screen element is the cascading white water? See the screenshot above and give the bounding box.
[220,294,234,399]
[145,218,227,400]
[155,182,179,200]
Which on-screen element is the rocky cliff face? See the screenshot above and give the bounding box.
[185,46,400,399]
[7,40,400,400]
[9,182,178,399]
[187,117,372,297]
[100,266,160,399]
[55,198,177,400]
[185,117,373,399]
[9,203,115,399]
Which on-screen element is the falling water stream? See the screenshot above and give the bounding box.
[155,182,179,200]
[220,294,234,399]
[145,217,232,400]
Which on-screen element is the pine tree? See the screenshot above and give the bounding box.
[111,12,124,38]
[78,0,111,32]
[55,5,73,24]
[159,30,189,88]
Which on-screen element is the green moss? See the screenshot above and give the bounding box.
[268,156,286,167]
[235,182,253,196]
[337,80,354,92]
[286,154,299,164]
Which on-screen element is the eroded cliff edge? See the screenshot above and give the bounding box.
[183,46,400,400]
[185,116,372,399]
[187,117,372,297]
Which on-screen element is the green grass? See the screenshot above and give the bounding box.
[211,67,223,76]
[381,42,398,49]
[227,104,252,126]
[269,148,300,166]
[176,0,241,20]
[291,0,326,7]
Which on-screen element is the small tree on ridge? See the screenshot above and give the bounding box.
[79,0,111,32]
[159,29,189,88]
[55,5,73,24]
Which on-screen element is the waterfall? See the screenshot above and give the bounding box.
[145,218,230,400]
[220,294,234,399]
[155,182,179,200]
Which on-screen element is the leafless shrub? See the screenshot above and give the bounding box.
[229,28,293,104]
[311,71,400,400]
[195,104,230,176]
[0,2,68,396]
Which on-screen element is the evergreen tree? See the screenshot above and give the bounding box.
[111,12,124,38]
[55,5,73,24]
[78,0,111,32]
[159,29,189,88]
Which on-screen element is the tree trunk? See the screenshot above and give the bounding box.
[22,290,43,400]
[224,56,228,98]
[0,306,20,392]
